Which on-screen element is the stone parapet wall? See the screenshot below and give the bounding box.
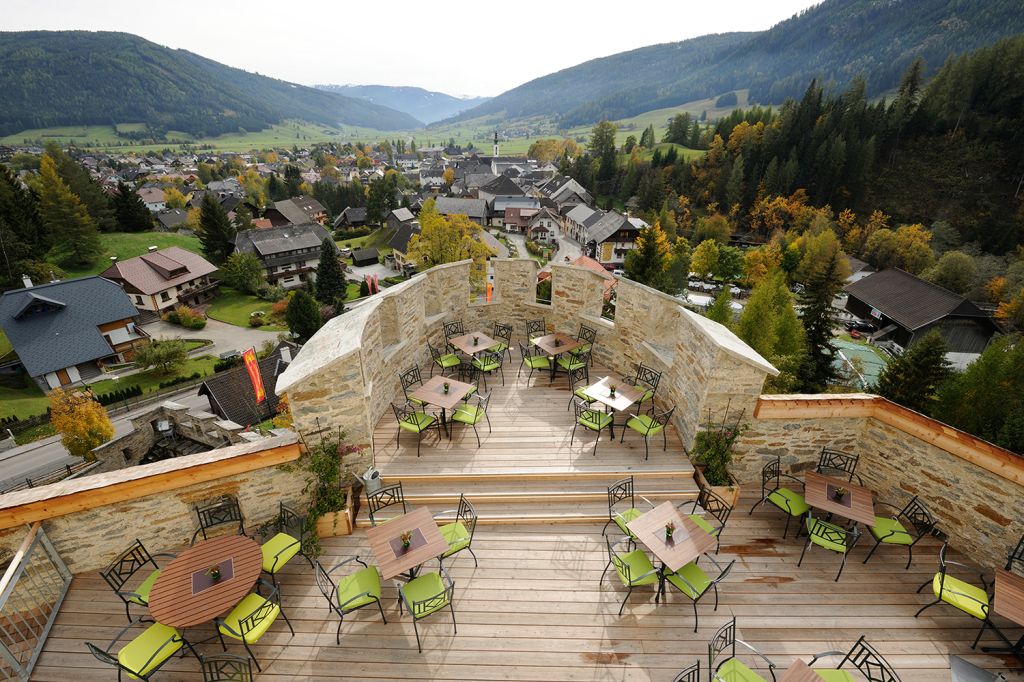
[733,395,1024,569]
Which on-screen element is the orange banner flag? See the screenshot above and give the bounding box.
[242,347,266,404]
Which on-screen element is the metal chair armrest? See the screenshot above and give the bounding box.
[736,638,777,670]
[105,617,152,651]
[135,630,183,676]
[632,567,661,584]
[808,650,846,665]
[778,473,805,487]
[702,553,724,572]
[216,617,243,639]
[663,567,699,594]
[638,495,657,510]
[338,590,375,611]
[943,560,989,586]
[327,556,367,574]
[115,589,145,602]
[152,552,177,561]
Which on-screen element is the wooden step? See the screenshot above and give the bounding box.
[376,466,694,484]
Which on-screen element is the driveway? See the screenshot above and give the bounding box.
[349,262,395,280]
[143,318,283,356]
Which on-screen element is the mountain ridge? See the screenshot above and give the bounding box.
[316,84,490,125]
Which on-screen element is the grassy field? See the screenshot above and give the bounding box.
[86,354,218,396]
[62,232,203,278]
[0,330,11,358]
[633,142,705,162]
[0,382,49,420]
[206,288,286,331]
[335,227,395,256]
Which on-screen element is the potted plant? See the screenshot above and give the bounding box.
[296,428,362,556]
[207,565,222,581]
[690,402,746,509]
[443,381,450,394]
[833,487,848,501]
[400,530,413,551]
[664,521,675,541]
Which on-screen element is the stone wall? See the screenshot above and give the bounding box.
[733,395,1024,569]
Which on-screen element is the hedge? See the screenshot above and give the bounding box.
[158,371,202,389]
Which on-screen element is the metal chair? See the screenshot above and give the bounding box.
[602,476,654,540]
[467,350,504,390]
[399,365,427,406]
[798,512,861,581]
[391,401,442,457]
[564,365,594,411]
[436,493,479,568]
[809,635,902,682]
[100,538,176,623]
[442,319,464,351]
[817,448,862,484]
[670,660,701,682]
[556,348,591,377]
[192,495,246,544]
[450,391,492,447]
[570,324,597,366]
[518,341,552,386]
[526,318,546,342]
[489,321,513,362]
[256,502,313,587]
[1005,533,1024,572]
[366,482,408,527]
[600,536,660,616]
[661,554,735,632]
[216,580,294,672]
[86,618,199,682]
[747,456,809,538]
[708,617,778,682]
[632,363,662,411]
[399,567,457,653]
[571,396,613,457]
[681,486,733,553]
[200,653,255,682]
[862,494,936,569]
[428,341,461,378]
[314,557,387,645]
[619,405,674,460]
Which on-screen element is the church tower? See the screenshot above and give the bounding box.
[493,131,499,157]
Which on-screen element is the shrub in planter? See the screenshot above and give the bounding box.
[290,429,364,557]
[690,401,746,507]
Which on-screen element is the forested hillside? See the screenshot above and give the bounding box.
[317,85,490,125]
[449,0,1024,127]
[0,31,421,136]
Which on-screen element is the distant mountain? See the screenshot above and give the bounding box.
[0,31,421,137]
[450,0,1024,127]
[316,84,490,125]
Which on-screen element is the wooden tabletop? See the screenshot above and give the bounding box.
[365,506,449,581]
[149,535,263,628]
[583,376,643,412]
[409,375,475,411]
[532,332,581,357]
[995,567,1024,626]
[804,470,876,526]
[778,659,826,682]
[449,332,498,356]
[626,501,718,572]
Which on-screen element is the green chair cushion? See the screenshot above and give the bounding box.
[715,657,768,682]
[126,568,161,606]
[403,572,450,617]
[337,566,382,611]
[472,357,500,372]
[557,356,586,371]
[399,411,436,433]
[816,670,856,682]
[633,385,655,403]
[525,355,551,369]
[261,532,300,573]
[440,521,472,556]
[806,518,849,554]
[408,396,427,407]
[687,513,720,537]
[613,507,643,538]
[933,573,990,620]
[570,343,592,355]
[118,622,182,679]
[463,384,478,400]
[435,353,461,369]
[616,549,659,586]
[869,516,914,545]
[452,404,485,426]
[488,341,508,353]
[578,410,613,431]
[219,593,280,644]
[574,387,593,402]
[625,414,663,437]
[767,487,809,516]
[665,562,712,600]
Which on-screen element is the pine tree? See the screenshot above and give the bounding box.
[797,254,842,391]
[314,238,346,304]
[623,221,671,286]
[198,192,236,265]
[45,144,116,231]
[705,288,733,325]
[36,155,101,267]
[113,182,153,232]
[874,330,951,414]
[0,165,43,287]
[286,290,323,343]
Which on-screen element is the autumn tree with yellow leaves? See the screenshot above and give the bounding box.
[49,388,115,459]
[406,199,494,288]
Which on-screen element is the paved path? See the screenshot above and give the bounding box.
[143,318,282,356]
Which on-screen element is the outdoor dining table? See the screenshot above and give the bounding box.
[626,501,718,598]
[409,374,475,438]
[778,659,825,682]
[148,534,263,628]
[981,568,1024,662]
[448,331,498,357]
[803,470,877,527]
[365,506,449,581]
[583,376,643,438]
[532,332,582,380]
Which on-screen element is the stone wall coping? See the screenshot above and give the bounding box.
[683,308,779,376]
[0,434,301,529]
[579,314,615,331]
[754,394,1023,485]
[276,301,376,394]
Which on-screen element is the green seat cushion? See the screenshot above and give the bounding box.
[767,487,809,516]
[402,572,450,617]
[578,409,613,431]
[625,414,664,437]
[462,384,478,400]
[261,532,300,573]
[525,355,551,369]
[488,341,508,353]
[869,516,914,545]
[219,593,280,643]
[806,518,849,554]
[399,411,436,433]
[933,573,989,620]
[570,343,592,355]
[435,354,461,368]
[557,356,586,371]
[613,507,643,537]
[337,566,382,611]
[472,357,500,372]
[126,568,161,606]
[616,549,659,586]
[452,404,485,426]
[715,657,768,682]
[118,622,182,679]
[440,521,472,556]
[665,562,712,600]
[574,387,593,402]
[687,513,720,537]
[815,670,856,682]
[633,385,655,403]
[407,396,427,407]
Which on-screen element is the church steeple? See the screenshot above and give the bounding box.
[493,131,499,157]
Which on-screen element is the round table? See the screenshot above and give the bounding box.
[148,535,263,628]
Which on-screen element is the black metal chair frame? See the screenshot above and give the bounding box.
[1006,533,1024,572]
[314,557,387,645]
[600,536,661,616]
[633,363,662,411]
[216,580,294,672]
[391,400,442,457]
[399,365,425,403]
[571,324,598,366]
[708,617,778,682]
[192,495,246,544]
[256,502,314,586]
[518,341,552,387]
[526,319,546,341]
[491,321,513,363]
[571,396,612,457]
[467,350,505,390]
[619,405,674,460]
[86,617,200,682]
[682,486,732,552]
[809,635,902,682]
[747,456,807,538]
[603,476,634,537]
[442,319,465,351]
[366,482,408,527]
[661,553,735,632]
[566,364,591,410]
[671,660,701,682]
[200,652,255,682]
[100,539,176,623]
[556,348,590,378]
[428,341,460,378]
[399,567,457,653]
[798,512,861,581]
[817,448,863,484]
[436,493,479,568]
[450,391,492,447]
[862,494,936,569]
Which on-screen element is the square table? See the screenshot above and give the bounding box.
[366,506,449,581]
[449,331,498,357]
[803,470,876,526]
[409,375,475,437]
[778,659,825,682]
[532,332,582,379]
[981,568,1024,660]
[583,376,644,438]
[627,501,718,574]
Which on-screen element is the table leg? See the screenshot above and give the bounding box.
[550,353,559,381]
[981,631,1024,658]
[606,404,615,439]
[440,408,449,438]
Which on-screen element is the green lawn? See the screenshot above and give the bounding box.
[336,227,395,257]
[63,232,203,278]
[87,355,218,396]
[0,329,12,358]
[206,288,287,331]
[0,383,49,420]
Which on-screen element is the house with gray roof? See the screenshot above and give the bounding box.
[434,197,489,226]
[265,195,327,227]
[234,223,335,289]
[0,276,148,391]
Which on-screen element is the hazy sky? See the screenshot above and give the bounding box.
[5,0,822,97]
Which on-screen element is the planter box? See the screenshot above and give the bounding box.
[693,466,741,509]
[313,486,355,537]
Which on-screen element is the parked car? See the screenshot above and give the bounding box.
[844,319,877,333]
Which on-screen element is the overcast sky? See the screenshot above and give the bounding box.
[5,0,822,97]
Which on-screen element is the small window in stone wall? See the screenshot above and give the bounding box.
[536,276,551,304]
[601,284,617,321]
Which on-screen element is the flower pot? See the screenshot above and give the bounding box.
[693,466,741,510]
[314,486,355,538]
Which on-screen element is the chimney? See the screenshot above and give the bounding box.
[21,274,32,289]
[110,256,118,263]
[148,246,158,253]
[279,347,292,364]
